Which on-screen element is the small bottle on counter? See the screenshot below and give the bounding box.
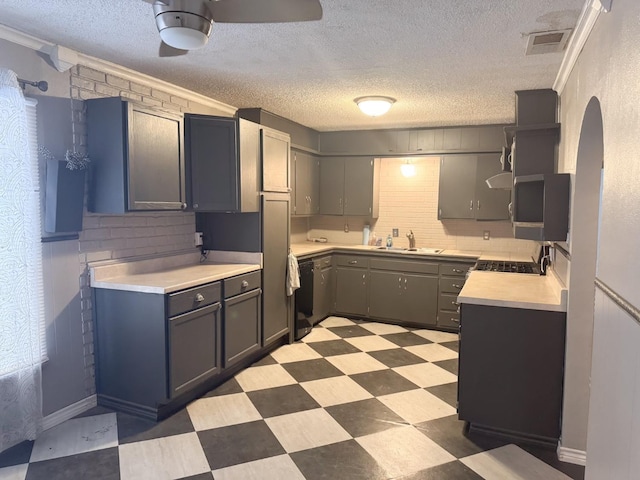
[386,234,393,248]
[363,224,370,246]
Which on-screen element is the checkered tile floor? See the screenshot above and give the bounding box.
[0,317,584,480]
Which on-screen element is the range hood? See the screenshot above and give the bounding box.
[486,172,513,190]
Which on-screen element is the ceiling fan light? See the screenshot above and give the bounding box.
[160,27,210,50]
[354,96,396,117]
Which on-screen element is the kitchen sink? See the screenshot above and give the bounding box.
[375,246,407,251]
[374,246,442,254]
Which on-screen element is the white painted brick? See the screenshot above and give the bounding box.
[100,238,127,250]
[71,76,95,91]
[99,216,127,227]
[142,96,163,107]
[80,228,110,241]
[152,89,172,101]
[106,74,130,89]
[77,89,103,100]
[120,91,143,102]
[170,96,189,107]
[95,83,120,97]
[78,66,106,82]
[161,101,182,111]
[85,250,113,263]
[130,82,152,95]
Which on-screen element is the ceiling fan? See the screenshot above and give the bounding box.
[143,0,323,57]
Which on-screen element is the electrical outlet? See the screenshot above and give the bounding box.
[344,223,349,233]
[392,228,399,237]
[195,232,203,246]
[483,230,490,240]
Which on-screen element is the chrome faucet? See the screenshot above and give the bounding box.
[406,230,416,250]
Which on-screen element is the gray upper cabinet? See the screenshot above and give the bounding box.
[87,97,185,213]
[438,154,510,221]
[318,157,380,217]
[261,127,290,193]
[185,115,260,213]
[292,150,320,216]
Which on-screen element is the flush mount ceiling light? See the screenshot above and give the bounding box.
[154,1,214,51]
[401,159,416,177]
[354,96,396,117]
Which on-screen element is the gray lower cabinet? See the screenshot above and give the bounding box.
[223,273,262,367]
[334,255,369,316]
[438,154,510,221]
[312,255,334,323]
[319,157,380,217]
[86,97,185,213]
[437,262,474,330]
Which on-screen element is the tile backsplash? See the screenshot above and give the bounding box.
[304,157,534,254]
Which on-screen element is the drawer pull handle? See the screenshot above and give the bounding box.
[452,317,460,323]
[452,284,462,289]
[348,260,358,265]
[195,293,205,302]
[453,268,463,273]
[241,280,249,288]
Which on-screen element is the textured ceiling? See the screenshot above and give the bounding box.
[0,0,584,131]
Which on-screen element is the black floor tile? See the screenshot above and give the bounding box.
[281,358,343,383]
[327,325,376,338]
[117,408,195,445]
[440,340,459,353]
[246,384,320,418]
[198,420,285,470]
[368,348,427,368]
[0,440,33,468]
[381,332,433,347]
[203,377,243,398]
[180,473,216,480]
[307,339,362,357]
[425,383,458,408]
[397,460,483,480]
[290,439,387,480]
[433,358,459,375]
[350,369,420,397]
[325,398,408,437]
[251,354,277,367]
[25,447,119,480]
[415,415,508,459]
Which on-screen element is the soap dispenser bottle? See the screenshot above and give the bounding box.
[386,234,393,248]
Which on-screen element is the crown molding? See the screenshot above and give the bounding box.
[0,23,236,115]
[554,0,613,94]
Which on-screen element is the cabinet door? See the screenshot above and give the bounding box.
[319,157,345,215]
[224,289,261,367]
[261,127,290,192]
[438,155,476,219]
[474,153,510,220]
[186,115,238,212]
[312,263,325,323]
[294,151,316,215]
[290,152,298,215]
[310,155,320,215]
[344,157,374,216]
[402,273,438,326]
[169,303,221,398]
[369,270,403,321]
[321,266,334,317]
[334,267,368,316]
[127,104,185,211]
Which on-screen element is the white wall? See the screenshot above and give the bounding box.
[557,0,640,474]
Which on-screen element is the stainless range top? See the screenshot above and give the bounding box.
[474,260,541,274]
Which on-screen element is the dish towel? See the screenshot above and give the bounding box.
[286,251,300,296]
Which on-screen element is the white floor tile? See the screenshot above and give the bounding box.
[460,444,573,480]
[326,352,388,375]
[393,362,457,387]
[187,392,262,431]
[212,454,305,480]
[270,343,322,363]
[118,432,210,480]
[405,343,459,362]
[30,413,118,462]
[359,322,409,335]
[265,409,351,453]
[319,316,355,328]
[0,463,28,480]
[413,329,459,343]
[300,375,373,407]
[234,364,297,392]
[300,327,341,343]
[344,335,398,352]
[378,389,456,424]
[356,426,455,477]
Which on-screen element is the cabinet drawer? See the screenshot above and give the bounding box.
[335,255,369,268]
[439,277,466,294]
[370,258,438,275]
[439,293,460,312]
[438,311,460,329]
[224,271,262,298]
[439,263,473,277]
[168,282,221,317]
[314,256,332,269]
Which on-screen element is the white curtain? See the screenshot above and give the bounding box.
[0,69,44,451]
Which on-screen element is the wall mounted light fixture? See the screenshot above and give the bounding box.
[401,159,416,177]
[354,96,396,117]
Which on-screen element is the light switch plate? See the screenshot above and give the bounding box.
[483,231,490,240]
[195,232,203,246]
[392,228,399,237]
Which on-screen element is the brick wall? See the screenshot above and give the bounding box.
[69,65,228,395]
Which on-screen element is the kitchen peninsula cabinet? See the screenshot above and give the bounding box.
[334,255,369,316]
[437,262,474,329]
[319,157,380,217]
[438,153,510,220]
[292,150,320,216]
[86,97,185,213]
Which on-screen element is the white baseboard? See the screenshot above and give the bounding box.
[42,395,97,431]
[557,445,587,466]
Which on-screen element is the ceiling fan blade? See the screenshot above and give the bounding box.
[210,0,322,23]
[159,41,189,57]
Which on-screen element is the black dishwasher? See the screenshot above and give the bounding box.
[294,260,314,340]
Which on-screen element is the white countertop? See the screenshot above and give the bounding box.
[458,269,567,312]
[90,251,262,294]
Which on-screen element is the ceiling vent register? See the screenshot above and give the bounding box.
[525,29,572,55]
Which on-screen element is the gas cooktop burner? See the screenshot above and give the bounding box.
[474,260,541,274]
